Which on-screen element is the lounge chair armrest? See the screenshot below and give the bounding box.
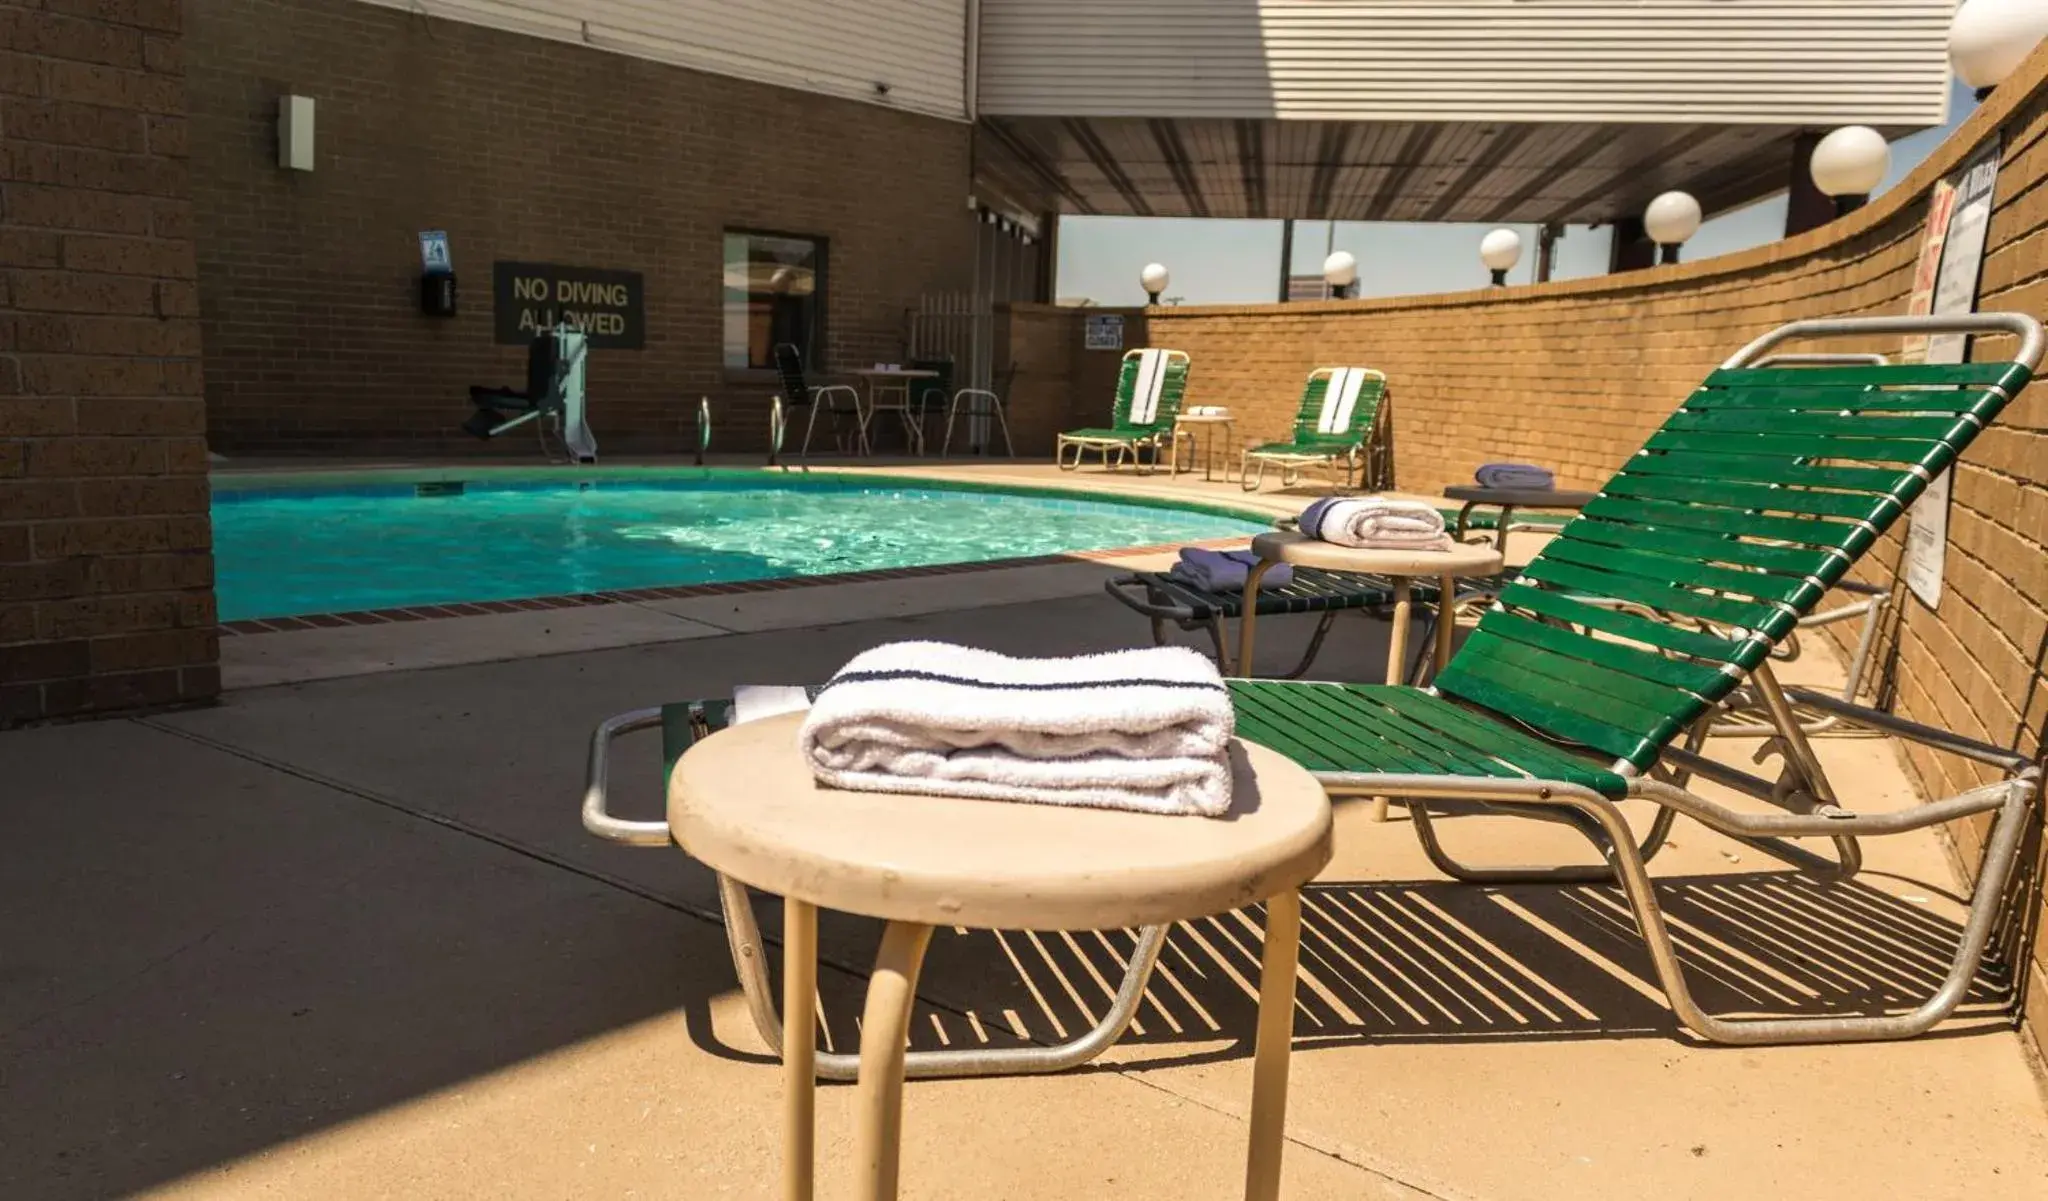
[582,707,673,846]
[1780,687,2034,773]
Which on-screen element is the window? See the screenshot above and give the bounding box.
[722,230,824,370]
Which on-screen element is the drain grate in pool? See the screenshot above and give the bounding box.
[415,481,465,498]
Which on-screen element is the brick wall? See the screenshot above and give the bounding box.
[1,0,217,727]
[994,304,1147,454]
[1122,57,2048,1055]
[185,0,979,456]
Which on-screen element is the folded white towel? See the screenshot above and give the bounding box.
[1167,547,1294,592]
[1299,497,1454,551]
[798,641,1235,817]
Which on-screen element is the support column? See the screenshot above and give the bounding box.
[1033,212,1059,304]
[1783,132,1834,237]
[1607,216,1655,273]
[1536,223,1561,283]
[1276,218,1296,302]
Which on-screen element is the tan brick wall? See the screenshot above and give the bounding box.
[185,0,989,457]
[1125,57,2048,1055]
[1,0,218,727]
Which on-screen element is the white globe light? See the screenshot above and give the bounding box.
[1139,262,1171,294]
[1644,191,1703,245]
[1950,0,2048,90]
[1479,228,1523,272]
[1322,250,1358,288]
[1810,126,1891,198]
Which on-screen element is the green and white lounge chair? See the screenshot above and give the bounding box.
[1056,348,1189,473]
[1241,366,1394,492]
[1231,313,2043,1045]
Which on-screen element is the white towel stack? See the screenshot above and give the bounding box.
[1299,496,1454,552]
[798,641,1236,817]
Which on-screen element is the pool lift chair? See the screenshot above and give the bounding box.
[463,325,598,464]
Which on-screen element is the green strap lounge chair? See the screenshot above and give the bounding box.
[1241,366,1394,492]
[581,695,1170,1082]
[1056,348,1190,473]
[1231,312,2043,1045]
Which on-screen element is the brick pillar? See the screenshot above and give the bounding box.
[1,0,219,727]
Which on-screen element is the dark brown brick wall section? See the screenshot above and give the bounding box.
[185,0,979,457]
[1,0,218,727]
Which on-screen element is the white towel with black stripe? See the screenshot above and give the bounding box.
[798,641,1235,817]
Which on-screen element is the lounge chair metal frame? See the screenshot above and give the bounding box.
[1056,348,1190,475]
[1103,567,1397,678]
[1232,313,2043,1045]
[581,701,1169,1081]
[1241,367,1395,493]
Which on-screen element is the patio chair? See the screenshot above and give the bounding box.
[774,342,867,461]
[1230,312,2043,1045]
[582,694,1170,1081]
[1241,366,1394,492]
[940,363,1018,457]
[1056,348,1189,473]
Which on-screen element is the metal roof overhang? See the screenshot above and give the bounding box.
[973,116,1927,225]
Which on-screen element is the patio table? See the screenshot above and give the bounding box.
[1237,531,1503,822]
[850,367,940,455]
[1172,412,1236,482]
[1441,484,1597,550]
[667,711,1333,1201]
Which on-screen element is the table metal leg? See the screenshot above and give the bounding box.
[1372,579,1412,822]
[1495,505,1515,552]
[855,920,935,1201]
[783,898,818,1201]
[1243,890,1303,1201]
[1237,559,1276,678]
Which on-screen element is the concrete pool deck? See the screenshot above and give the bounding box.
[5,459,2044,1199]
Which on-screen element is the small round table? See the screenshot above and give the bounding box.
[668,712,1334,1201]
[1238,532,1503,821]
[1441,485,1597,550]
[1172,412,1236,482]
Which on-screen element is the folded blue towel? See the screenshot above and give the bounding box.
[1169,547,1293,592]
[1475,462,1555,490]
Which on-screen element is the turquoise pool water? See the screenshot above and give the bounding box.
[211,473,1269,621]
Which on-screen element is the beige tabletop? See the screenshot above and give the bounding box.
[1247,530,1503,576]
[668,713,1333,931]
[849,368,940,379]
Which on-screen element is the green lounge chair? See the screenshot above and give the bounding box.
[1056,348,1189,473]
[1231,312,2043,1045]
[1241,366,1394,491]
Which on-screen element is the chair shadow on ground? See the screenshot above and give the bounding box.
[702,868,2020,1074]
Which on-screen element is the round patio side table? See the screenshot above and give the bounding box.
[1237,532,1504,822]
[667,712,1334,1201]
[1440,484,1597,550]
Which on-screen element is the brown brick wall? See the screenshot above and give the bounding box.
[1126,57,2048,1055]
[185,0,979,457]
[1,0,217,727]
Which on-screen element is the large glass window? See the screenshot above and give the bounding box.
[722,231,824,370]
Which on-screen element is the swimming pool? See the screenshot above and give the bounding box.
[211,472,1270,621]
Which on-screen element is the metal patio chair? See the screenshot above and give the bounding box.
[774,342,867,461]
